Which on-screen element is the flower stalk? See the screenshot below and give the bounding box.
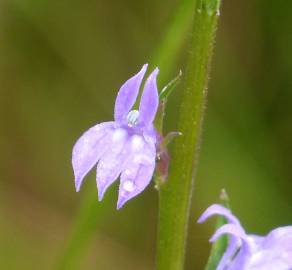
[156,0,221,269]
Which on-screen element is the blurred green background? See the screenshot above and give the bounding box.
[0,0,291,269]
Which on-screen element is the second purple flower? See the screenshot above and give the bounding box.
[198,204,292,270]
[72,64,159,209]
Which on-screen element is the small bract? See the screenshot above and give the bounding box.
[198,204,292,270]
[72,64,159,209]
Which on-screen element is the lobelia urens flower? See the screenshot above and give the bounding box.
[198,204,292,270]
[72,64,159,209]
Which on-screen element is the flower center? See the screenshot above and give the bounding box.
[127,110,139,127]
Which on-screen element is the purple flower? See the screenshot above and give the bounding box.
[198,204,292,270]
[72,64,159,209]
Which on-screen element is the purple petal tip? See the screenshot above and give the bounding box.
[139,64,148,77]
[148,67,159,80]
[75,178,82,192]
[197,204,239,225]
[209,233,221,242]
[197,214,206,224]
[98,187,106,201]
[153,67,159,74]
[117,197,127,210]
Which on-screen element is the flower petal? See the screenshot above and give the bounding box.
[250,226,292,269]
[210,224,251,270]
[114,64,148,124]
[210,224,247,243]
[263,226,292,250]
[247,248,292,270]
[117,136,156,209]
[96,128,129,200]
[229,247,251,270]
[138,68,159,127]
[216,236,240,270]
[72,121,114,192]
[248,234,265,248]
[197,204,241,225]
[199,204,292,270]
[198,205,249,270]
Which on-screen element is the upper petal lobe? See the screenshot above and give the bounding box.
[114,64,148,124]
[138,68,159,127]
[198,204,241,226]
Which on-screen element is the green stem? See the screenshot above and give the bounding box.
[156,1,221,269]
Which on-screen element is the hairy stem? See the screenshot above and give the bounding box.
[156,1,221,269]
